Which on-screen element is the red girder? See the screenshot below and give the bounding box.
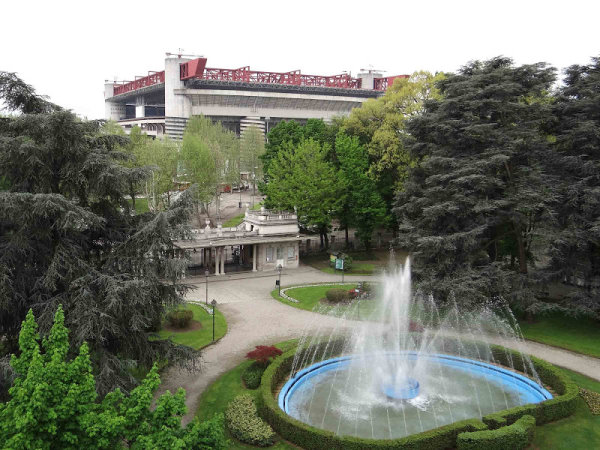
[373,75,410,91]
[113,58,408,96]
[113,71,165,96]
[180,59,364,90]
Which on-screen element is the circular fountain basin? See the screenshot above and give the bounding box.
[279,352,552,440]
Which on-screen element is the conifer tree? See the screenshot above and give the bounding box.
[395,58,556,308]
[0,72,196,394]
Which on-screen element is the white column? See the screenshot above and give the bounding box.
[215,248,220,275]
[252,244,258,272]
[135,96,146,118]
[220,247,225,274]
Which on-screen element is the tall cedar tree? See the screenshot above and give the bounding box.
[395,58,557,309]
[0,73,197,395]
[547,57,600,317]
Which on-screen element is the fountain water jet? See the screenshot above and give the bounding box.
[279,259,552,440]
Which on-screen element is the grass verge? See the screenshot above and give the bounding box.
[518,314,600,358]
[156,303,227,350]
[196,340,297,449]
[531,367,600,449]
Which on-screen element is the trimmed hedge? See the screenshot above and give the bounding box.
[325,288,351,303]
[258,338,579,450]
[226,394,275,447]
[243,363,266,390]
[457,415,536,450]
[166,309,193,328]
[258,348,488,449]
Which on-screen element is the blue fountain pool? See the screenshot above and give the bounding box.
[279,352,552,439]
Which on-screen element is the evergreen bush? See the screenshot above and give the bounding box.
[167,310,194,328]
[325,288,351,303]
[243,363,266,390]
[226,394,275,447]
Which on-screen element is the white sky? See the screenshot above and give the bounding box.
[1,0,598,119]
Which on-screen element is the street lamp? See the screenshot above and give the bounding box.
[276,264,283,296]
[205,269,209,305]
[211,299,217,341]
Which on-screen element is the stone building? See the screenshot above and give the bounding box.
[173,207,301,275]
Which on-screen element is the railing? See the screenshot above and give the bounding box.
[246,210,297,221]
[373,75,410,91]
[113,71,165,96]
[180,59,362,90]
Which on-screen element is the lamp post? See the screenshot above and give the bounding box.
[205,269,209,305]
[211,299,217,341]
[277,264,282,296]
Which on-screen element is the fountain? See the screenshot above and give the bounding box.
[278,259,552,440]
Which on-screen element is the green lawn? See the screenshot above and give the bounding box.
[531,367,600,449]
[222,202,263,227]
[302,249,406,275]
[273,283,358,311]
[519,314,600,358]
[196,340,297,449]
[126,198,150,214]
[156,303,227,350]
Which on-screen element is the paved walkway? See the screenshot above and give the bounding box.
[157,265,600,424]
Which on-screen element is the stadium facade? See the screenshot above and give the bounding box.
[104,55,407,139]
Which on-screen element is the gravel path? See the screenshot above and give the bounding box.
[157,265,600,424]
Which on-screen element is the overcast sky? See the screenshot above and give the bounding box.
[2,0,598,119]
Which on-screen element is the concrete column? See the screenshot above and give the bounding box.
[252,244,258,272]
[220,247,225,274]
[214,248,220,275]
[135,96,146,118]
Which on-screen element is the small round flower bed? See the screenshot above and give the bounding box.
[257,339,578,450]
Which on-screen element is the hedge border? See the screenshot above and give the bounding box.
[457,414,536,450]
[257,338,578,450]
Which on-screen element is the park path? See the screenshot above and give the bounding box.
[157,265,600,424]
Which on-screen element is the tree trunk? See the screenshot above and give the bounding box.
[320,232,324,250]
[514,224,528,274]
[345,227,349,248]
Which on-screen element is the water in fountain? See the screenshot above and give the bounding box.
[282,259,551,440]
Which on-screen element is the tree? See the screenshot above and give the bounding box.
[240,126,265,201]
[335,132,386,250]
[261,118,337,176]
[394,57,556,309]
[138,137,179,211]
[0,73,196,394]
[0,306,227,449]
[112,124,148,212]
[180,115,239,220]
[342,72,445,232]
[546,57,600,318]
[263,139,340,248]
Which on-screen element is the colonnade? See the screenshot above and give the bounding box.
[192,244,259,275]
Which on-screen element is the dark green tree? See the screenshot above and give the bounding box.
[0,72,196,394]
[394,58,557,309]
[547,57,600,318]
[0,306,226,449]
[335,132,386,250]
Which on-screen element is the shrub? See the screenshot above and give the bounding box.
[457,415,536,450]
[226,394,275,446]
[325,288,350,303]
[166,309,193,328]
[243,363,266,390]
[246,345,283,367]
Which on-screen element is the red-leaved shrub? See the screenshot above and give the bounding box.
[409,320,425,332]
[246,345,283,366]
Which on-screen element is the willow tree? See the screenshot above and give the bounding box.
[0,72,196,395]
